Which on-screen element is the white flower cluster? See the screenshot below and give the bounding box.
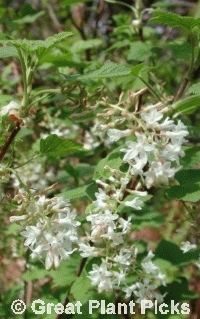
[79,104,188,298]
[11,159,55,191]
[0,100,20,116]
[10,195,80,270]
[79,187,165,300]
[119,107,188,189]
[39,113,79,139]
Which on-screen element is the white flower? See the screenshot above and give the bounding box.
[55,210,81,228]
[0,100,20,116]
[93,188,109,210]
[165,120,188,141]
[142,250,155,262]
[195,259,200,269]
[101,230,124,245]
[144,161,179,188]
[140,107,163,126]
[124,197,143,210]
[87,210,118,240]
[121,135,154,163]
[88,260,113,292]
[141,251,159,274]
[112,270,126,286]
[18,195,80,270]
[132,190,148,196]
[111,189,123,200]
[141,260,159,274]
[130,156,146,176]
[161,142,185,164]
[107,129,131,142]
[20,224,42,247]
[133,278,158,303]
[113,248,133,267]
[158,117,174,131]
[79,243,98,257]
[10,215,26,222]
[123,284,137,298]
[180,241,197,253]
[156,272,166,285]
[118,216,131,233]
[120,177,129,187]
[132,19,141,27]
[45,250,60,270]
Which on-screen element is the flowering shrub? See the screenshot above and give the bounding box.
[1,1,200,319]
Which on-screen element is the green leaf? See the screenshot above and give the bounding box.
[180,146,200,168]
[39,134,82,157]
[76,163,94,178]
[149,10,200,31]
[0,32,10,40]
[70,39,103,53]
[93,146,124,180]
[63,61,131,83]
[130,63,146,76]
[0,46,18,58]
[152,1,181,8]
[41,53,87,68]
[0,94,15,104]
[159,277,197,305]
[62,181,98,200]
[14,10,44,24]
[155,240,200,265]
[171,94,200,117]
[50,253,81,288]
[117,207,164,228]
[23,263,50,281]
[167,40,192,61]
[127,41,153,62]
[61,0,88,6]
[3,32,72,59]
[167,169,200,202]
[187,82,200,95]
[71,272,91,301]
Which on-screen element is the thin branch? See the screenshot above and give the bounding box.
[47,4,63,33]
[0,122,21,162]
[173,77,189,103]
[68,12,91,61]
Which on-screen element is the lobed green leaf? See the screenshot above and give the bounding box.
[149,10,200,31]
[187,82,200,95]
[39,134,83,157]
[2,31,72,59]
[63,61,131,83]
[0,46,18,58]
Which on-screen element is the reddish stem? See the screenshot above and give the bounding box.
[0,122,21,161]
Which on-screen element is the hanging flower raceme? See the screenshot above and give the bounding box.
[78,102,188,299]
[10,194,80,270]
[120,106,189,189]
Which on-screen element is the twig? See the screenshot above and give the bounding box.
[47,4,63,32]
[173,77,189,103]
[0,122,21,161]
[68,11,91,61]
